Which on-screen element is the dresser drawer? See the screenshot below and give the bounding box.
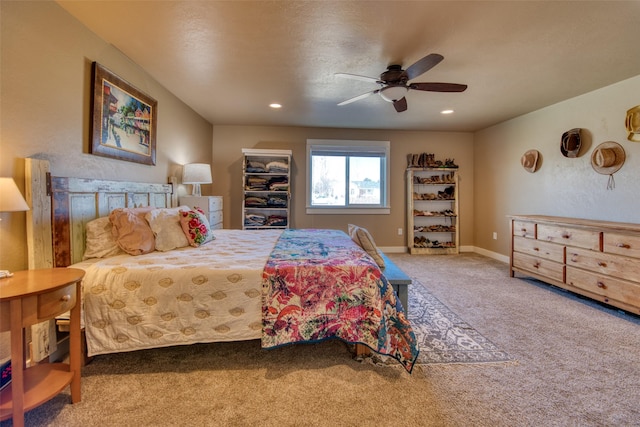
[37,283,77,321]
[512,220,535,238]
[180,196,223,212]
[205,196,222,211]
[209,210,223,227]
[513,252,564,282]
[604,232,640,259]
[566,247,640,282]
[566,266,640,308]
[537,224,601,251]
[513,236,564,262]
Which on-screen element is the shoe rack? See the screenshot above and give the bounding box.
[406,159,459,254]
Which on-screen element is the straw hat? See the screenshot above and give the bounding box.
[591,141,625,175]
[626,105,640,142]
[561,128,581,158]
[521,149,539,173]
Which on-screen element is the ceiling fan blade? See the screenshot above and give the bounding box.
[393,97,408,112]
[409,82,468,92]
[337,89,379,106]
[404,53,444,80]
[335,73,381,84]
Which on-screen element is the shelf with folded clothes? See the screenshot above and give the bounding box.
[244,193,289,209]
[242,148,292,230]
[243,211,288,228]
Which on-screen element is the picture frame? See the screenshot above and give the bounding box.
[90,62,157,165]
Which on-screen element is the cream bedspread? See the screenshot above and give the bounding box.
[72,229,283,356]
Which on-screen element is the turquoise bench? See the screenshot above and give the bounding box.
[379,253,412,315]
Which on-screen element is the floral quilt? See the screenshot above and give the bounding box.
[261,229,419,372]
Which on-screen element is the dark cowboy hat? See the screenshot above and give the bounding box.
[561,128,582,158]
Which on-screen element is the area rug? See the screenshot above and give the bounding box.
[408,281,514,365]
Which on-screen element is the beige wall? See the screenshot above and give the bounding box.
[212,125,473,250]
[474,75,640,258]
[0,1,213,272]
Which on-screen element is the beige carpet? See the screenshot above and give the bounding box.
[3,253,640,426]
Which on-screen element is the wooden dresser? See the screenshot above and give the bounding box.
[508,215,640,315]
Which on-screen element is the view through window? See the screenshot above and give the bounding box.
[306,140,389,213]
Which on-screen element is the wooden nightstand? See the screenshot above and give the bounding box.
[0,268,84,427]
[180,195,223,229]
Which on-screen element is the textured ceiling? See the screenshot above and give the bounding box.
[57,1,640,132]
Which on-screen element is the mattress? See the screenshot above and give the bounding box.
[72,229,283,356]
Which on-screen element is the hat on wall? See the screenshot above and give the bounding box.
[561,128,582,158]
[591,141,625,175]
[521,149,539,173]
[626,105,640,142]
[591,141,625,190]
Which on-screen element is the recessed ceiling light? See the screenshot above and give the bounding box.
[441,109,454,115]
[269,103,282,109]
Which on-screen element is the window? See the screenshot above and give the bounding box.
[306,139,390,214]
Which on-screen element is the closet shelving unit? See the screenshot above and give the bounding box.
[242,148,291,230]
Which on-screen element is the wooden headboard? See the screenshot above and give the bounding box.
[26,158,175,268]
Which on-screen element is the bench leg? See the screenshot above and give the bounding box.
[355,343,371,357]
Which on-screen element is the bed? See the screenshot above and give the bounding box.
[25,159,418,372]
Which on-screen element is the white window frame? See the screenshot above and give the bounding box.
[306,139,390,214]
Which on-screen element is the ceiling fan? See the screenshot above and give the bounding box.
[335,53,467,113]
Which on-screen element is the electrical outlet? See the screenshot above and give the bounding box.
[492,232,498,240]
[398,228,403,236]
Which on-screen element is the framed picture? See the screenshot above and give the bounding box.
[90,62,157,165]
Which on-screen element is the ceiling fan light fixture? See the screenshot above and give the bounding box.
[379,86,408,102]
[441,109,454,115]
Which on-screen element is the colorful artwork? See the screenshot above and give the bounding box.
[90,62,157,165]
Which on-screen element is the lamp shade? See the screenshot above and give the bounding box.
[182,163,212,184]
[0,177,29,212]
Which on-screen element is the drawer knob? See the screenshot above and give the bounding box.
[533,247,539,251]
[617,243,631,249]
[570,255,578,263]
[60,294,71,302]
[533,262,540,268]
[597,262,607,268]
[562,233,571,239]
[597,281,607,289]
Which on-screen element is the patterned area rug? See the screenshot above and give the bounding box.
[408,281,513,365]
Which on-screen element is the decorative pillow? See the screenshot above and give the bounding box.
[179,207,214,247]
[348,224,385,268]
[109,207,156,255]
[145,206,190,252]
[83,217,125,259]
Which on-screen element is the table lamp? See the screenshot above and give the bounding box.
[182,163,212,197]
[0,177,30,278]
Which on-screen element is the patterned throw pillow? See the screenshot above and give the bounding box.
[179,207,215,247]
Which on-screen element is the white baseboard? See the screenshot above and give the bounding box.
[471,246,510,264]
[377,246,408,253]
[378,245,509,264]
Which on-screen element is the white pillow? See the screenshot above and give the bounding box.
[83,217,125,259]
[348,224,385,268]
[145,206,190,252]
